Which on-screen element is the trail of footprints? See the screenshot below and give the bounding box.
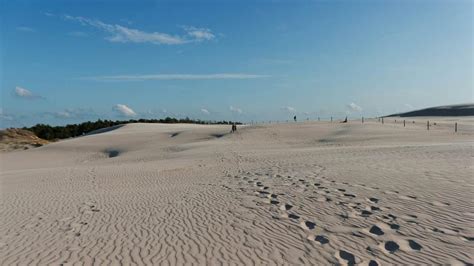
[224,166,427,265]
[57,200,100,241]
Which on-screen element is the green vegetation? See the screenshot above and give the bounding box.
[24,118,242,141]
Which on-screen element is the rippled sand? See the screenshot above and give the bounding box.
[1,119,473,264]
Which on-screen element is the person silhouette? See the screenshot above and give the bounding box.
[294,115,297,122]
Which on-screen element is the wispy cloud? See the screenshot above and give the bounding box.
[346,102,362,112]
[14,86,43,99]
[16,26,35,32]
[182,26,215,42]
[200,108,210,115]
[62,15,215,45]
[49,108,96,119]
[83,73,270,81]
[54,111,74,119]
[113,104,137,117]
[229,106,242,114]
[281,106,296,113]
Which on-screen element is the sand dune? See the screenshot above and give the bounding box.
[1,120,473,264]
[387,103,474,117]
[0,128,49,152]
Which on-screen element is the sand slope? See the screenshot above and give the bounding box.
[387,103,474,117]
[1,121,473,265]
[0,128,49,152]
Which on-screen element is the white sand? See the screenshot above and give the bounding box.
[1,120,473,265]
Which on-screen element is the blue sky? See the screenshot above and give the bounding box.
[1,0,472,127]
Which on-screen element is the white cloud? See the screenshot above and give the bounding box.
[200,108,210,115]
[15,86,33,97]
[113,104,137,117]
[346,102,362,112]
[84,73,270,81]
[229,106,242,114]
[182,26,215,41]
[55,111,73,118]
[62,15,215,45]
[14,86,41,99]
[404,103,414,110]
[281,106,296,113]
[16,26,35,32]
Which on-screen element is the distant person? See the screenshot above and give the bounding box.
[294,115,297,122]
[231,123,237,133]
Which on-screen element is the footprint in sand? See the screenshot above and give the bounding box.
[269,199,280,205]
[288,213,300,220]
[268,194,278,199]
[301,221,316,230]
[279,204,293,211]
[314,235,329,244]
[368,260,379,266]
[368,197,379,203]
[337,250,358,265]
[388,223,400,230]
[370,206,381,211]
[384,241,400,253]
[369,225,384,236]
[408,240,422,251]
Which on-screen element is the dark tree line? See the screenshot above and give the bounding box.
[24,118,242,141]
